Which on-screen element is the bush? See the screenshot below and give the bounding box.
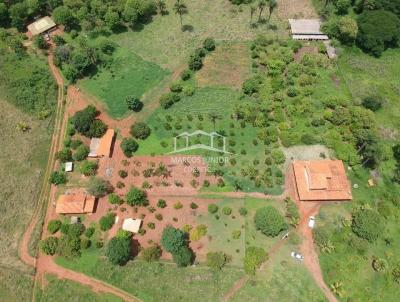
[108,193,122,205]
[87,177,113,197]
[56,148,72,163]
[159,92,181,109]
[126,96,143,112]
[254,206,288,237]
[372,257,388,272]
[125,186,148,206]
[189,224,207,241]
[169,82,183,93]
[79,160,98,176]
[206,252,228,270]
[222,207,232,215]
[203,38,216,51]
[40,237,58,255]
[33,35,48,49]
[70,139,82,149]
[86,120,107,138]
[81,238,91,249]
[68,223,85,237]
[190,202,198,209]
[142,245,162,262]
[57,235,81,258]
[99,213,115,231]
[183,85,195,96]
[120,138,139,157]
[351,209,384,242]
[244,246,267,275]
[301,133,316,145]
[362,95,383,112]
[85,227,95,238]
[172,246,194,267]
[239,207,248,216]
[173,202,183,210]
[180,69,191,81]
[49,171,67,185]
[106,236,131,265]
[157,199,167,208]
[208,204,219,214]
[118,170,128,178]
[72,145,89,161]
[47,220,62,234]
[161,226,188,254]
[73,106,98,134]
[188,53,203,71]
[232,230,241,239]
[130,122,151,139]
[392,263,400,283]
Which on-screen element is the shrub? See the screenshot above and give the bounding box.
[34,35,48,49]
[254,206,288,237]
[126,96,143,112]
[86,119,107,138]
[155,213,163,221]
[161,226,188,254]
[120,138,138,157]
[239,207,248,216]
[351,209,384,242]
[106,236,131,265]
[72,145,89,161]
[190,224,207,241]
[173,202,183,209]
[47,220,62,234]
[57,235,81,258]
[188,53,203,71]
[208,204,219,214]
[125,186,148,206]
[99,213,115,231]
[301,133,316,145]
[130,122,151,139]
[159,92,181,109]
[147,222,156,229]
[87,177,113,197]
[217,178,225,187]
[108,193,122,205]
[68,223,85,237]
[222,207,232,215]
[203,38,216,51]
[79,160,98,176]
[392,263,400,283]
[70,139,82,149]
[173,246,194,267]
[118,170,128,178]
[56,148,72,163]
[362,95,383,112]
[40,237,58,255]
[142,245,162,262]
[203,180,210,187]
[206,252,229,270]
[49,171,67,185]
[372,257,388,272]
[85,227,95,238]
[180,69,191,81]
[169,82,183,93]
[190,202,198,209]
[244,246,267,275]
[232,230,241,239]
[157,199,167,208]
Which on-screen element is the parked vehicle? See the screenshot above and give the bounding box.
[308,216,316,228]
[291,251,304,261]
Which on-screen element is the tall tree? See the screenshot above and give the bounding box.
[173,0,188,29]
[258,0,266,22]
[156,0,167,14]
[268,0,277,22]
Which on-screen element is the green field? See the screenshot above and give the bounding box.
[56,249,244,302]
[35,274,122,302]
[79,47,169,118]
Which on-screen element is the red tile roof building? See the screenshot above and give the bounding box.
[56,191,96,214]
[292,160,352,201]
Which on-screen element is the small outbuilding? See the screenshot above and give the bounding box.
[88,129,115,158]
[122,218,142,233]
[65,162,73,172]
[288,19,329,40]
[292,160,352,201]
[27,16,57,37]
[56,190,96,214]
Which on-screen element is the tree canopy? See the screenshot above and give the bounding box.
[254,206,287,237]
[106,236,132,265]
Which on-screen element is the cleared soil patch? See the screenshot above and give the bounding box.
[197,43,251,89]
[277,0,318,19]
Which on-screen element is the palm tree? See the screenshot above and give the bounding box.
[258,0,266,22]
[268,0,277,22]
[250,4,257,24]
[173,0,188,29]
[156,0,167,14]
[330,281,344,297]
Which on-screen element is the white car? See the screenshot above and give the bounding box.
[308,216,316,228]
[291,251,304,261]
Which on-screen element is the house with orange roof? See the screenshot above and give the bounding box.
[88,129,115,158]
[292,160,352,201]
[56,191,96,214]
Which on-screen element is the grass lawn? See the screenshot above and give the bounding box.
[56,248,244,302]
[35,274,122,302]
[78,47,169,119]
[0,99,54,301]
[111,0,283,70]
